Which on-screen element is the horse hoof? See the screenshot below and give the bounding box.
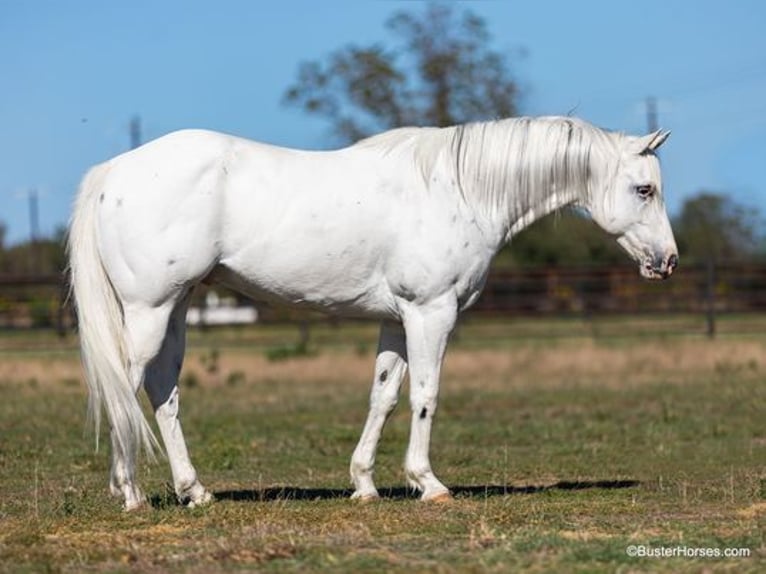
[351,491,380,503]
[120,486,148,512]
[424,491,453,503]
[187,490,214,508]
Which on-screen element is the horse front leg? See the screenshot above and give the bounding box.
[350,321,408,500]
[401,296,457,501]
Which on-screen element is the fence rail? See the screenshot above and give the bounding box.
[474,263,766,316]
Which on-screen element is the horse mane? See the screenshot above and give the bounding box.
[354,116,621,222]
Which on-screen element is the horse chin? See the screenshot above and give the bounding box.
[640,267,661,280]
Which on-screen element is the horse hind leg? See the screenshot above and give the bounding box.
[109,301,175,510]
[109,430,144,510]
[143,296,212,507]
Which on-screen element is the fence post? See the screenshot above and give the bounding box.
[56,275,68,338]
[705,259,716,339]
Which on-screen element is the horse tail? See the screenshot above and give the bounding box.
[68,164,159,465]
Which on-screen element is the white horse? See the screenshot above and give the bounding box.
[68,116,677,510]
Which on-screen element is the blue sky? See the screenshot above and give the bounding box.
[2,0,765,245]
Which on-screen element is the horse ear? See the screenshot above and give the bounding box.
[648,129,671,151]
[631,129,671,154]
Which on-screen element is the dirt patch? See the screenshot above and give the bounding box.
[0,356,82,387]
[559,528,616,541]
[445,338,763,390]
[736,502,766,519]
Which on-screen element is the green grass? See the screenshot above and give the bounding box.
[0,329,764,572]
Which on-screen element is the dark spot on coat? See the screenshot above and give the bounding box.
[116,197,123,207]
[397,285,417,302]
[419,380,425,388]
[419,407,428,420]
[99,193,105,203]
[463,241,470,249]
[167,258,176,266]
[379,370,388,383]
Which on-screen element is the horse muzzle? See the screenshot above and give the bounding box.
[640,253,678,280]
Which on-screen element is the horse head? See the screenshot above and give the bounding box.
[587,129,678,280]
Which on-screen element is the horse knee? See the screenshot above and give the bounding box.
[371,382,400,414]
[410,388,438,411]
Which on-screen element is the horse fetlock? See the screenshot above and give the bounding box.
[349,457,373,477]
[110,471,146,510]
[122,486,147,512]
[350,462,378,498]
[405,464,448,500]
[109,480,122,498]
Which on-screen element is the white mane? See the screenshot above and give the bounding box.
[355,116,621,224]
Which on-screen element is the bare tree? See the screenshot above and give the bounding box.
[283,3,522,143]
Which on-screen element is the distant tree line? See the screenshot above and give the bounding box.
[0,224,67,276]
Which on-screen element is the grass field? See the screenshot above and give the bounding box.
[0,320,764,572]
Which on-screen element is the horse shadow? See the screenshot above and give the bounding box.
[165,479,637,506]
[150,479,639,508]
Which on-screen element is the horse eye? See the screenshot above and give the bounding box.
[635,184,655,199]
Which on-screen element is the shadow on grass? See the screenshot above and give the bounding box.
[206,479,640,504]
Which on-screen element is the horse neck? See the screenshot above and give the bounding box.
[500,186,582,243]
[447,118,610,247]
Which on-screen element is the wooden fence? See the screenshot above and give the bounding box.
[1,263,765,335]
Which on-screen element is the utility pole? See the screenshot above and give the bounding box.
[28,188,39,242]
[28,188,40,274]
[129,115,142,149]
[646,96,659,134]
